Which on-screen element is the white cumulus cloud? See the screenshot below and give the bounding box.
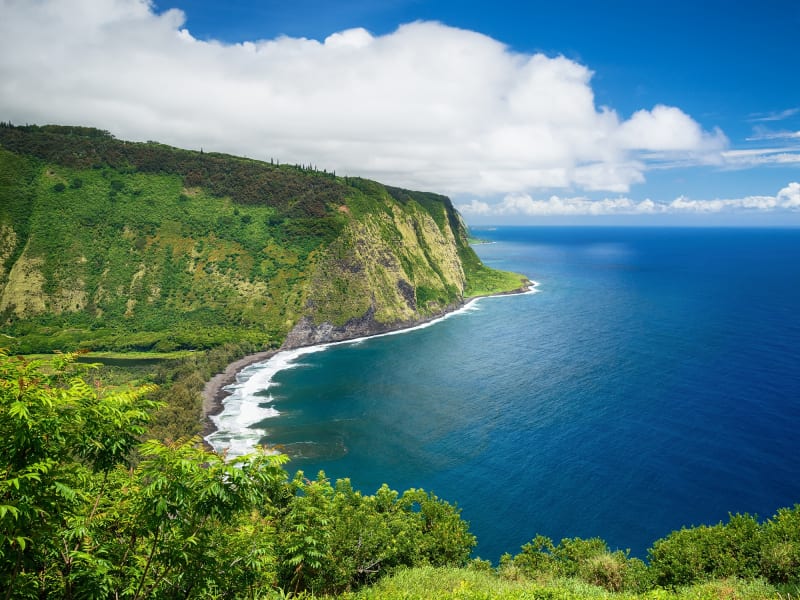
[456,183,800,216]
[617,105,726,153]
[483,193,658,216]
[0,0,728,196]
[777,182,800,208]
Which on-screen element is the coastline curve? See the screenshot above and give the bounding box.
[203,280,538,458]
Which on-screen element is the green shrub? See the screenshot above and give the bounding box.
[274,475,476,595]
[582,551,626,592]
[621,557,652,593]
[648,513,762,587]
[760,504,800,584]
[510,535,558,579]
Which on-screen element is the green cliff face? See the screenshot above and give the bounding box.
[0,124,526,354]
[283,183,474,346]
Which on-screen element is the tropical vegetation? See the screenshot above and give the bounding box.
[0,352,474,598]
[1,124,797,598]
[2,352,799,598]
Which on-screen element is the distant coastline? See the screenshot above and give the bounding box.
[202,280,536,454]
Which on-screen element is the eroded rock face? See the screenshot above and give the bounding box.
[282,306,381,348]
[282,300,463,349]
[0,240,47,318]
[292,196,469,347]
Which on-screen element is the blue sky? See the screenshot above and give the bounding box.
[1,0,799,224]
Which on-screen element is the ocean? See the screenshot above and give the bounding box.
[207,226,800,561]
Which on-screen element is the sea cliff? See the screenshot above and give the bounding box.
[0,123,526,355]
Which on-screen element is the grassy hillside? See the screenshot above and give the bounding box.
[0,124,526,355]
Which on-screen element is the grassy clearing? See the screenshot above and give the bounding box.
[339,566,785,600]
[77,349,197,361]
[459,243,529,298]
[19,350,195,364]
[464,264,529,298]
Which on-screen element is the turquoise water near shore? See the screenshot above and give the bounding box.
[209,227,800,561]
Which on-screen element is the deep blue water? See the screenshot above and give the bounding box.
[221,227,800,560]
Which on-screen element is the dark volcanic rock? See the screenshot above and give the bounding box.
[281,301,462,349]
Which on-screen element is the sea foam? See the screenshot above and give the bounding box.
[206,345,332,458]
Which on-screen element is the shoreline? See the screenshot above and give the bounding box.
[201,281,536,447]
[201,349,278,438]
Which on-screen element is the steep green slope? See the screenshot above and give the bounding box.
[0,124,526,354]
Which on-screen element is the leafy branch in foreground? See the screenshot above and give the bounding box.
[0,350,289,598]
[0,351,476,598]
